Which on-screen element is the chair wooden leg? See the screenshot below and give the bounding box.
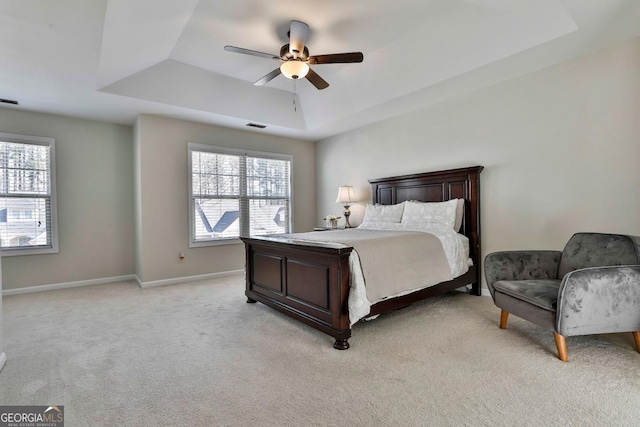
[554,333,568,362]
[499,310,509,329]
[632,331,640,353]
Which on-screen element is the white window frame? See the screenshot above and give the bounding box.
[188,143,293,247]
[0,131,59,256]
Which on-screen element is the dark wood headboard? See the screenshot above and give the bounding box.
[369,166,484,266]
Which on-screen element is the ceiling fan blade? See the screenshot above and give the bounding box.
[224,45,281,60]
[305,68,329,90]
[288,20,309,58]
[307,52,364,65]
[254,68,282,86]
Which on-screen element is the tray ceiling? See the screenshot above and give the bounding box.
[1,0,639,140]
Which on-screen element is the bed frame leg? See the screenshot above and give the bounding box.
[246,297,257,303]
[471,282,481,296]
[334,339,350,350]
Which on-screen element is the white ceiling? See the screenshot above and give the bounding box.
[1,0,639,141]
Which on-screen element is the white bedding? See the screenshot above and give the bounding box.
[348,223,470,325]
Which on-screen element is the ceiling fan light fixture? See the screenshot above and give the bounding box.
[280,61,309,80]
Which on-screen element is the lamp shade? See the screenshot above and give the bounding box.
[336,186,355,204]
[280,61,310,79]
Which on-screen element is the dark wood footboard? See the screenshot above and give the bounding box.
[242,236,354,349]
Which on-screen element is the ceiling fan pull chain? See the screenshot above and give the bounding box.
[293,79,297,112]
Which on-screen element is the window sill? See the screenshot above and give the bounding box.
[189,238,244,248]
[1,246,59,257]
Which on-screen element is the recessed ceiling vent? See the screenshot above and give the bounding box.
[246,123,266,129]
[0,98,18,105]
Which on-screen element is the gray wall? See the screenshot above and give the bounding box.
[0,109,135,290]
[0,110,314,290]
[316,37,640,280]
[135,115,315,284]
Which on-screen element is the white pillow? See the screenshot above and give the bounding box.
[454,199,464,232]
[362,203,404,224]
[401,199,458,229]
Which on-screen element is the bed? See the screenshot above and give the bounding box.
[241,166,483,349]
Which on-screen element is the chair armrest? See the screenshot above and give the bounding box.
[556,265,640,336]
[484,251,562,298]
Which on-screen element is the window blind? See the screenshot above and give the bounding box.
[0,134,57,253]
[189,144,292,245]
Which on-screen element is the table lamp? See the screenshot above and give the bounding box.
[335,185,355,228]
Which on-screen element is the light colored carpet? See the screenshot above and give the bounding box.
[1,274,639,426]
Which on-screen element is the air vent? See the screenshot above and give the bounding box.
[0,98,18,105]
[246,123,266,129]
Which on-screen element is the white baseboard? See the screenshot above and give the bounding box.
[135,269,244,289]
[0,352,7,373]
[2,275,137,296]
[2,270,246,295]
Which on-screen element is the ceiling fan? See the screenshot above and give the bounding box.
[224,20,364,90]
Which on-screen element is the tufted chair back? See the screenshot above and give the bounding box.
[558,233,640,278]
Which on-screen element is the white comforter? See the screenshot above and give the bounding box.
[348,222,471,325]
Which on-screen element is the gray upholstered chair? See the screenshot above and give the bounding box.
[485,232,640,362]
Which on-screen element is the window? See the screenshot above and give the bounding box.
[0,132,58,255]
[188,143,292,246]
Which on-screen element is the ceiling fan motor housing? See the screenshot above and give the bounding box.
[280,44,309,60]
